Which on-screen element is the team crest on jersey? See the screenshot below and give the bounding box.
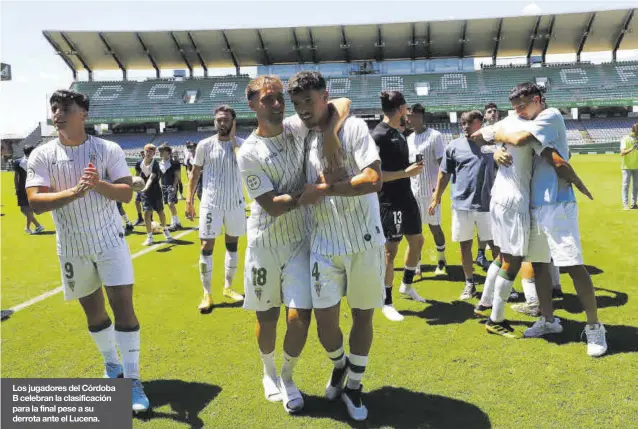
[68,280,75,292]
[254,288,262,301]
[27,168,35,181]
[314,281,322,297]
[246,175,261,190]
[89,153,97,165]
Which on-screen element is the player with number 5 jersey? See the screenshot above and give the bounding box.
[186,105,246,313]
[25,90,149,413]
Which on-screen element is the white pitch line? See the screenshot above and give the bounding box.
[9,229,195,313]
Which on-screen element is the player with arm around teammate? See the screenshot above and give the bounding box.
[473,82,605,356]
[292,71,384,422]
[26,89,149,412]
[237,75,351,414]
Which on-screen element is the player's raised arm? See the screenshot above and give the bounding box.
[26,149,91,214]
[321,98,351,171]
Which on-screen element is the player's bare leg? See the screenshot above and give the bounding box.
[223,234,243,301]
[21,206,43,234]
[142,210,155,245]
[485,254,522,338]
[156,208,175,243]
[256,308,281,402]
[381,241,404,321]
[315,303,349,401]
[167,202,181,230]
[428,224,447,275]
[134,200,143,225]
[459,239,476,299]
[198,239,215,312]
[280,308,312,413]
[343,308,374,421]
[399,233,425,302]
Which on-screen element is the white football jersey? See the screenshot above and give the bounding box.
[26,136,131,257]
[237,119,307,248]
[490,115,542,212]
[408,128,445,199]
[194,135,245,210]
[304,116,385,256]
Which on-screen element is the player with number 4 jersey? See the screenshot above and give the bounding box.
[238,75,351,415]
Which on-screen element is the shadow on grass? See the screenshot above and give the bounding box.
[394,264,486,284]
[559,265,604,276]
[401,299,477,325]
[302,386,491,429]
[31,231,56,236]
[553,287,628,314]
[156,239,194,252]
[509,317,638,356]
[136,379,221,429]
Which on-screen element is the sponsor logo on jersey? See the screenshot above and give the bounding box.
[254,288,262,301]
[314,281,322,297]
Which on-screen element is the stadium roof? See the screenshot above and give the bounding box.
[44,8,636,78]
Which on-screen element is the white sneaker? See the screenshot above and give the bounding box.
[262,375,282,402]
[342,385,368,421]
[584,323,608,357]
[460,282,476,300]
[24,228,33,235]
[279,379,304,414]
[524,316,563,338]
[142,235,154,246]
[163,230,175,243]
[399,283,426,302]
[382,305,404,322]
[34,225,45,234]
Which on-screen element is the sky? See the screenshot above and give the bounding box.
[1,0,637,137]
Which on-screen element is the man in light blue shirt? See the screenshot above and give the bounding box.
[474,82,607,357]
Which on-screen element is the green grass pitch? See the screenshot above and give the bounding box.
[1,154,637,428]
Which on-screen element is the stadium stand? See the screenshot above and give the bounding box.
[581,118,637,143]
[71,62,638,123]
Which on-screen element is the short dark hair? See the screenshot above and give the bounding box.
[508,82,546,102]
[49,89,90,112]
[380,91,406,115]
[484,102,498,111]
[158,142,171,153]
[287,71,326,95]
[214,104,236,120]
[23,145,35,157]
[460,110,484,123]
[410,103,426,115]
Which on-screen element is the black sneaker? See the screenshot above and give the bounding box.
[474,304,492,317]
[125,223,134,233]
[485,319,519,339]
[552,288,564,299]
[476,254,490,271]
[342,385,368,421]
